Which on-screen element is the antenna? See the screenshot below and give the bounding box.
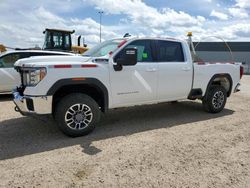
[187,32,196,56]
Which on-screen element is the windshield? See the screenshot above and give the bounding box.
[83,39,124,57]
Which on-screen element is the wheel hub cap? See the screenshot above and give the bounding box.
[65,104,93,130]
[75,113,85,122]
[212,91,224,109]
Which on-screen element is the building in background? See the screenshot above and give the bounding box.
[194,42,250,74]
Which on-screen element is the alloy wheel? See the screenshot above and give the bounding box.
[64,104,93,130]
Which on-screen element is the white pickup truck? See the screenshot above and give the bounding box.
[13,37,243,137]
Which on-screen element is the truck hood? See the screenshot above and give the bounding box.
[14,55,92,68]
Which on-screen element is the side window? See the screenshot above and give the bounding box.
[117,40,153,62]
[0,57,3,67]
[29,52,64,56]
[30,52,51,56]
[0,53,22,68]
[64,34,71,49]
[29,52,43,56]
[53,32,63,49]
[157,41,184,62]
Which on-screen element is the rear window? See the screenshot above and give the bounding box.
[157,41,184,62]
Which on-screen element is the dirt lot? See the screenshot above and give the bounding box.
[0,76,249,188]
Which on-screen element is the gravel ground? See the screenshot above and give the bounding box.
[0,76,249,188]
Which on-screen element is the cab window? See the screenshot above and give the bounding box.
[117,40,153,62]
[157,40,184,62]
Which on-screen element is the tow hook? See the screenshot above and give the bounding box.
[14,106,20,112]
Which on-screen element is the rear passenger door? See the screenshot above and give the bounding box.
[156,40,192,101]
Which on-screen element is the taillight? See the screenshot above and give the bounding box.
[240,66,244,79]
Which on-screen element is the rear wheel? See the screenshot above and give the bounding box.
[54,93,101,137]
[202,86,227,113]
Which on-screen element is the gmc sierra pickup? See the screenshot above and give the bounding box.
[13,37,243,137]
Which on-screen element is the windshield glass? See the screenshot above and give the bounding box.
[83,39,124,57]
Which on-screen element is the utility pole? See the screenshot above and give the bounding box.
[98,11,104,43]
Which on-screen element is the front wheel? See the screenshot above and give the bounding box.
[54,93,101,137]
[202,86,227,113]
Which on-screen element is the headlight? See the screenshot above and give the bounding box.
[22,67,47,87]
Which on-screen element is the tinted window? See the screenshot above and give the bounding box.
[53,32,63,48]
[157,41,184,62]
[64,34,71,49]
[44,32,71,50]
[117,40,153,62]
[30,52,67,56]
[0,53,28,68]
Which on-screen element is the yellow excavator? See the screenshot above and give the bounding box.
[0,28,88,54]
[43,28,88,54]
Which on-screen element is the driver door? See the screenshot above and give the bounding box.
[109,39,158,108]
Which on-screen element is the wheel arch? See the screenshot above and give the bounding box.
[47,78,109,113]
[204,74,233,98]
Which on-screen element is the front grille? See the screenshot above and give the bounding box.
[16,85,25,95]
[17,71,26,95]
[20,71,24,86]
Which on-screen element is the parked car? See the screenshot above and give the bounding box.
[13,37,243,137]
[0,50,74,93]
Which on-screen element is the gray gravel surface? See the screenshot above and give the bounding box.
[0,76,249,188]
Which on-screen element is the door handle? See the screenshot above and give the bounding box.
[146,68,157,72]
[182,67,191,71]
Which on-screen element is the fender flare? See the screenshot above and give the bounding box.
[47,78,109,112]
[205,74,233,98]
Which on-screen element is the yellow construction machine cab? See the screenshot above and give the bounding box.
[42,28,88,53]
[43,28,74,52]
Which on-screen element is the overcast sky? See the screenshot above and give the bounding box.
[0,0,250,48]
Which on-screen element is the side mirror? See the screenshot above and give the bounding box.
[116,48,137,66]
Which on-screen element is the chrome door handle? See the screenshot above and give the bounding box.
[182,67,191,71]
[146,68,157,72]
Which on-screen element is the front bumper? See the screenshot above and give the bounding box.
[13,91,52,115]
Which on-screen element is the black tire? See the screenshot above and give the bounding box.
[54,93,101,137]
[202,85,227,113]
